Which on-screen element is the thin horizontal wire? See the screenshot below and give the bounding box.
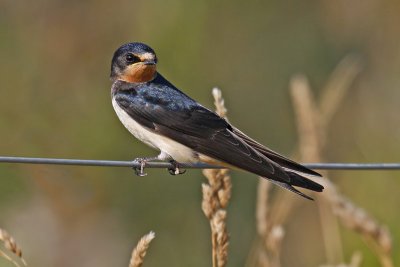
[0,156,220,169]
[304,163,400,170]
[0,156,400,170]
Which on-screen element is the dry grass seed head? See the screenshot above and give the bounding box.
[332,195,392,254]
[212,88,228,119]
[0,229,27,267]
[202,183,216,219]
[211,210,229,267]
[129,231,155,267]
[202,88,231,267]
[202,169,231,215]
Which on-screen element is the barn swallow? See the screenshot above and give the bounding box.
[110,42,324,200]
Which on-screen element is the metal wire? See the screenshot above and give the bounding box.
[0,156,219,169]
[1,156,400,170]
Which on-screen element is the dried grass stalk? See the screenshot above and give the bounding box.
[255,179,285,267]
[129,231,155,267]
[320,251,363,267]
[290,74,344,263]
[289,58,393,267]
[202,168,231,267]
[253,55,393,267]
[0,228,27,267]
[319,55,363,130]
[212,88,228,119]
[348,252,363,267]
[211,210,229,267]
[330,194,393,267]
[256,179,272,237]
[202,88,231,267]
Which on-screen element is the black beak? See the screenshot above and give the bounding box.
[144,60,156,66]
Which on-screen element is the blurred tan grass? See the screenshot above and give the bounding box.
[0,228,27,267]
[250,55,393,267]
[128,231,155,267]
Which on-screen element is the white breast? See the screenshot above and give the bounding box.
[112,98,199,162]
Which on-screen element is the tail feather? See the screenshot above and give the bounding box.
[232,127,322,177]
[264,153,321,177]
[287,171,324,192]
[265,178,315,200]
[262,171,324,201]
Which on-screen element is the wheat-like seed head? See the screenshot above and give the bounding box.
[129,231,155,267]
[212,88,227,119]
[201,88,232,267]
[211,210,229,267]
[0,228,27,267]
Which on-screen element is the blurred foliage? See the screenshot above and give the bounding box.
[0,0,399,266]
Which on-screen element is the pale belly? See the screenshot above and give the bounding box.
[112,98,200,162]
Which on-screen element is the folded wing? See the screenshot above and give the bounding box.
[114,88,323,199]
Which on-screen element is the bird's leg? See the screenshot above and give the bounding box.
[149,152,186,176]
[132,152,173,177]
[133,152,186,176]
[132,156,160,177]
[168,160,186,176]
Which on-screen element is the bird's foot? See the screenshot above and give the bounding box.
[168,160,186,175]
[132,157,155,177]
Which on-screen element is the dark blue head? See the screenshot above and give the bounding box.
[110,42,158,83]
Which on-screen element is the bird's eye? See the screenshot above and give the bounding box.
[125,54,140,63]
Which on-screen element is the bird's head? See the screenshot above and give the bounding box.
[110,42,158,83]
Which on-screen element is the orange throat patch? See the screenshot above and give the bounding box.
[120,63,156,83]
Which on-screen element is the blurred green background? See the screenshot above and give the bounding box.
[0,0,399,266]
